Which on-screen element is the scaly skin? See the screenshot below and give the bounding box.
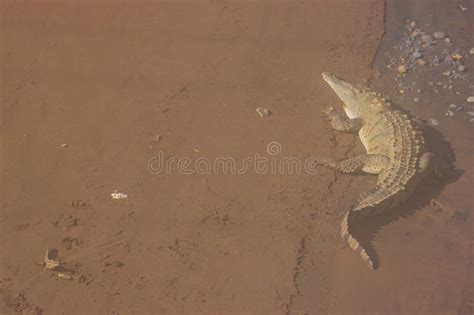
[319,72,445,270]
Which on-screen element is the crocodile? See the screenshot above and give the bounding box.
[318,72,445,270]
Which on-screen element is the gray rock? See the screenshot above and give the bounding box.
[421,34,433,42]
[467,96,474,103]
[445,55,455,65]
[434,32,446,39]
[417,59,427,66]
[413,51,422,59]
[429,118,439,126]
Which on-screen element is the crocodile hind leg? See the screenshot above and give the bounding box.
[316,154,390,174]
[418,152,447,179]
[322,107,363,132]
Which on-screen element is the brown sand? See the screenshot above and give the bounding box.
[0,0,472,314]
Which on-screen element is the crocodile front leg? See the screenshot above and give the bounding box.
[316,154,390,174]
[322,107,363,133]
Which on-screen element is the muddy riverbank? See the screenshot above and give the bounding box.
[1,0,472,314]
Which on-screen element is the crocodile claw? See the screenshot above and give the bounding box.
[321,107,337,121]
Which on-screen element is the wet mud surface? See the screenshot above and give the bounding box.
[0,0,472,314]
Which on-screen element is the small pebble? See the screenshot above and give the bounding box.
[458,65,465,72]
[470,48,474,55]
[409,21,416,28]
[445,110,454,117]
[466,111,474,116]
[429,118,439,126]
[467,96,474,103]
[256,107,272,117]
[452,53,463,61]
[413,97,420,103]
[433,32,446,39]
[398,65,407,74]
[417,89,422,93]
[413,51,422,59]
[444,38,452,44]
[460,5,468,11]
[449,104,457,109]
[421,34,433,42]
[417,59,427,66]
[470,118,474,123]
[61,144,68,148]
[445,55,454,64]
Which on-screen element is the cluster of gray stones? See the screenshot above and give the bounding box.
[383,20,474,124]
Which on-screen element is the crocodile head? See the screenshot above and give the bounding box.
[322,72,385,119]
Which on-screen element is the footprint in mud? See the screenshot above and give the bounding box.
[102,260,125,269]
[167,238,198,258]
[69,200,90,210]
[200,208,233,226]
[430,199,470,224]
[61,237,84,250]
[51,215,79,230]
[4,290,43,315]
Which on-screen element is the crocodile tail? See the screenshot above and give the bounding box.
[340,211,375,270]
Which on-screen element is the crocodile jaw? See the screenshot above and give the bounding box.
[322,72,360,119]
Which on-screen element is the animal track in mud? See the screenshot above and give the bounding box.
[285,233,310,315]
[61,237,84,250]
[200,208,233,226]
[69,200,90,210]
[167,238,198,259]
[4,290,43,315]
[51,215,79,230]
